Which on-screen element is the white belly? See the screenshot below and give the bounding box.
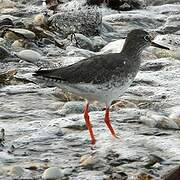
[56,78,134,106]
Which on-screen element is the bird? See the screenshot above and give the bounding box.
[33,29,169,144]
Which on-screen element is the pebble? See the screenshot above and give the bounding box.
[42,167,62,180]
[59,101,101,115]
[100,39,125,54]
[169,106,180,128]
[0,46,11,60]
[173,47,180,60]
[140,112,179,130]
[67,33,94,51]
[15,49,42,63]
[91,36,107,51]
[34,14,46,26]
[10,166,24,177]
[161,14,180,33]
[80,154,105,169]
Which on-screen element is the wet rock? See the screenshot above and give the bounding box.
[153,34,180,47]
[87,0,145,11]
[140,112,180,130]
[15,49,50,67]
[150,4,180,15]
[0,69,17,84]
[11,39,38,50]
[0,46,11,60]
[150,48,173,59]
[0,17,13,27]
[15,49,42,62]
[106,0,145,11]
[161,15,180,34]
[90,36,107,52]
[163,166,180,180]
[147,0,180,6]
[80,154,105,169]
[144,154,164,169]
[108,171,128,180]
[0,128,5,145]
[3,28,35,41]
[169,106,180,128]
[111,100,137,109]
[0,0,16,9]
[173,47,180,60]
[46,0,59,10]
[67,33,94,51]
[140,60,171,71]
[64,121,86,131]
[53,89,83,102]
[65,46,96,58]
[34,13,47,26]
[59,101,101,115]
[137,172,154,180]
[42,167,62,180]
[101,39,125,54]
[103,12,165,30]
[48,4,102,37]
[10,166,24,177]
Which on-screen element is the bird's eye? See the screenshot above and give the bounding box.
[144,35,151,42]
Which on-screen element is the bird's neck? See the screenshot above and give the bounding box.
[121,40,145,59]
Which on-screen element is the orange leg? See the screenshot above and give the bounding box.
[104,107,116,137]
[84,103,96,144]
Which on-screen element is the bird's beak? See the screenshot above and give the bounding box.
[150,41,170,50]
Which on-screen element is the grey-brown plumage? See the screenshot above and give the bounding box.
[34,29,169,105]
[33,29,169,144]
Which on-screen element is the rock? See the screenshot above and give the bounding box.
[161,15,180,34]
[0,0,16,9]
[91,36,107,52]
[48,4,102,37]
[15,49,43,64]
[150,4,180,15]
[67,33,94,51]
[34,13,48,26]
[140,113,180,130]
[140,60,171,71]
[111,100,137,109]
[4,28,35,41]
[173,47,180,60]
[100,39,125,54]
[59,101,101,115]
[137,172,154,180]
[147,0,180,6]
[169,106,180,128]
[80,154,105,169]
[0,46,11,60]
[87,0,145,11]
[16,49,41,61]
[108,172,128,180]
[153,34,180,47]
[42,167,62,180]
[53,88,84,102]
[86,0,104,6]
[0,69,17,84]
[106,0,145,11]
[0,17,13,26]
[163,166,180,180]
[10,166,24,177]
[103,12,165,30]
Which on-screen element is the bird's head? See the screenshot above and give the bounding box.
[126,29,169,50]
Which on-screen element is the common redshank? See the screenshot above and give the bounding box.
[34,29,169,144]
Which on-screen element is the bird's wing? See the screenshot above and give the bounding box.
[34,53,126,84]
